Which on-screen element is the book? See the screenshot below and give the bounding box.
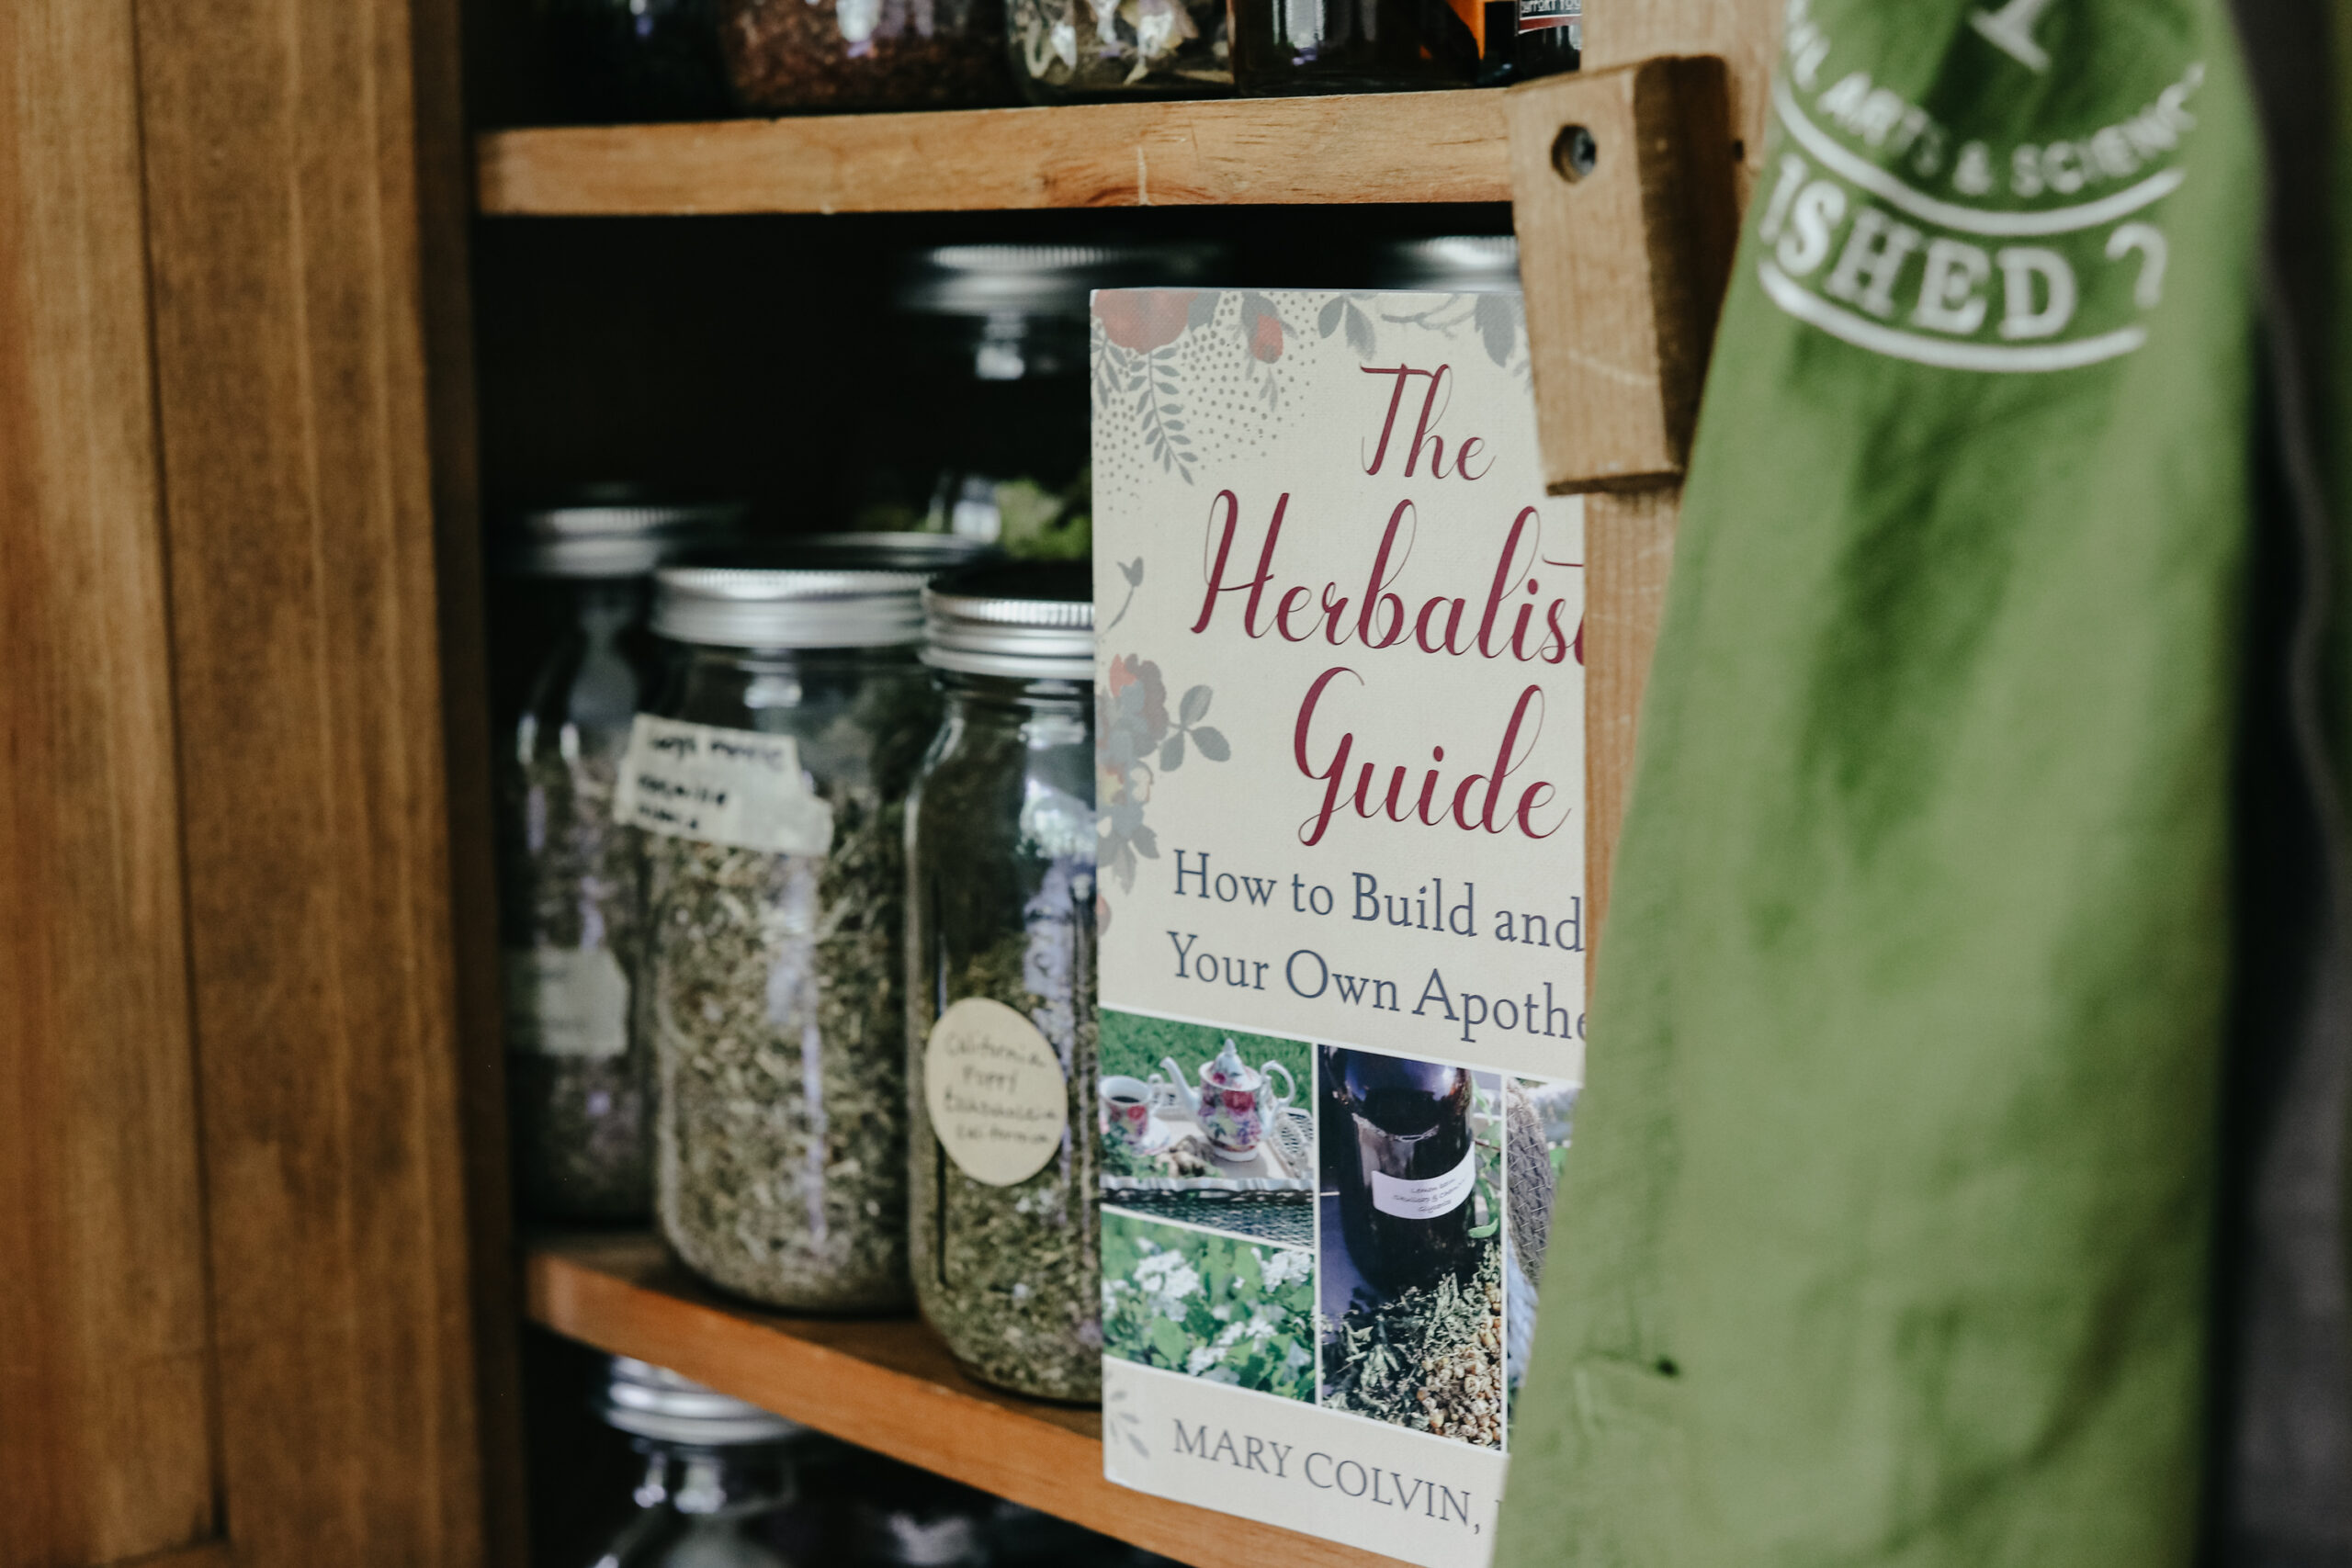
[1091,285,1586,1566]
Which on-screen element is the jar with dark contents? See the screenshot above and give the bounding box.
[1008,0,1229,101]
[848,244,1226,559]
[1510,0,1578,81]
[906,565,1101,1402]
[632,549,969,1312]
[546,0,736,122]
[1228,0,1476,93]
[492,494,740,1224]
[718,0,1014,112]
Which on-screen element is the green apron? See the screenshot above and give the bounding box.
[1496,3,2267,1561]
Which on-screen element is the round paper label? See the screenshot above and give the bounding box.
[924,997,1069,1187]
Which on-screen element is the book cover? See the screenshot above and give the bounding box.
[1090,286,1586,1566]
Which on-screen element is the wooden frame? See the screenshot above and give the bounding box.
[2,0,1777,1561]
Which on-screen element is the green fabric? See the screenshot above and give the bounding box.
[1496,5,2264,1563]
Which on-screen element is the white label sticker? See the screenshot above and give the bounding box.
[1370,1146,1476,1221]
[611,715,835,854]
[503,947,631,1058]
[924,997,1069,1187]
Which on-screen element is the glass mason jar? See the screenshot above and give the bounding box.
[492,494,741,1224]
[633,553,949,1311]
[1007,0,1228,102]
[847,245,1225,558]
[1364,233,1521,292]
[717,0,1015,113]
[1227,0,1476,94]
[589,1357,805,1568]
[546,0,736,122]
[906,565,1101,1401]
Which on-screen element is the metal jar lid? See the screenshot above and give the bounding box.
[599,1357,805,1447]
[495,486,747,579]
[921,562,1094,681]
[896,243,1228,318]
[784,532,1001,572]
[1366,235,1522,293]
[651,534,992,649]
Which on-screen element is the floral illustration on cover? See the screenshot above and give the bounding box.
[1317,290,1526,374]
[1097,652,1228,920]
[1092,289,1298,484]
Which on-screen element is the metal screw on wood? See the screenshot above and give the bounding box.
[1551,124,1598,183]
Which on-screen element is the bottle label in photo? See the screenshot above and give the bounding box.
[1372,1146,1478,1221]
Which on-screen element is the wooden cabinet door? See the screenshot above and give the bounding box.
[0,0,514,1563]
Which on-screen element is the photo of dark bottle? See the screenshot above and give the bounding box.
[1325,1047,1477,1294]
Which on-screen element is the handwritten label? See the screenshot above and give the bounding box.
[925,997,1068,1186]
[612,715,834,854]
[1370,1146,1476,1222]
[503,947,630,1058]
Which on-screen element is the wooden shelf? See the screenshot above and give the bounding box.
[527,1232,1399,1568]
[476,95,1510,215]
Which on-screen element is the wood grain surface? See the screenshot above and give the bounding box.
[130,0,501,1561]
[475,94,1512,214]
[528,1233,1408,1568]
[1532,0,1777,957]
[0,1,220,1563]
[1589,0,1779,201]
[1581,491,1682,994]
[1508,59,1739,493]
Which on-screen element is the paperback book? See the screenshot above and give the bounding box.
[1090,285,1585,1566]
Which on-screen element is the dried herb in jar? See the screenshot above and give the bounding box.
[647,781,911,1311]
[1009,0,1228,99]
[909,882,1102,1402]
[502,737,653,1219]
[907,563,1101,1402]
[718,0,1015,113]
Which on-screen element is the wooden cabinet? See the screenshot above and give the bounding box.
[0,0,1766,1562]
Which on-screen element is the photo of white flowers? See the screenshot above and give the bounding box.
[1100,1208,1317,1402]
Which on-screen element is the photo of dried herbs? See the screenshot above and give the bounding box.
[1502,1077,1576,1397]
[646,775,913,1312]
[1317,1054,1508,1447]
[1321,1246,1507,1447]
[1101,1211,1315,1402]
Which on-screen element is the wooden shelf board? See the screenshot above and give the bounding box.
[527,1232,1402,1568]
[476,95,1510,215]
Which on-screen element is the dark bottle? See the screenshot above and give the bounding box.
[546,0,735,123]
[1326,1047,1477,1295]
[1228,0,1476,95]
[1510,0,1578,81]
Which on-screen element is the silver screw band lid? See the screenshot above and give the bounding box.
[922,563,1094,681]
[496,490,747,579]
[600,1358,804,1446]
[1367,235,1522,293]
[896,243,1228,317]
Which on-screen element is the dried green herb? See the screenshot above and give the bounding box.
[910,896,1101,1401]
[499,733,652,1221]
[647,780,911,1311]
[1321,1246,1506,1447]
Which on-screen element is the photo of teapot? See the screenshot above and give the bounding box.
[1162,1038,1298,1157]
